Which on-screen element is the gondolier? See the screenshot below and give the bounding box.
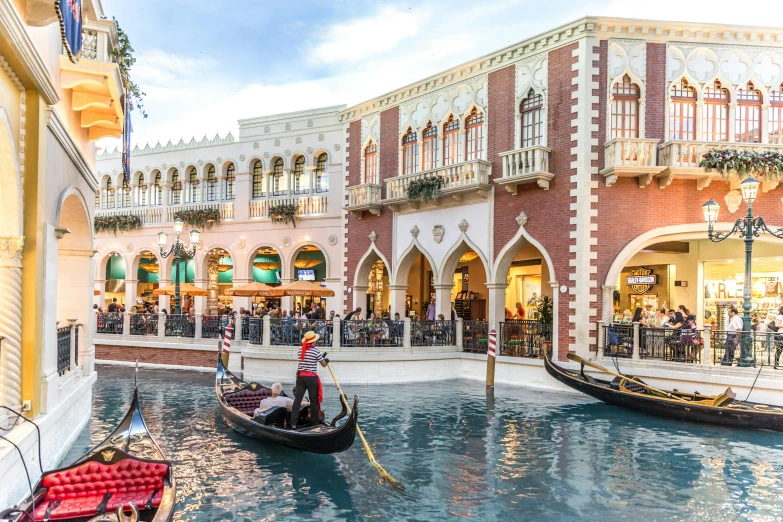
[291,330,329,429]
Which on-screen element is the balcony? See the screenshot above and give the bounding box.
[600,138,664,187]
[59,21,125,141]
[165,202,234,224]
[496,146,554,193]
[96,207,164,226]
[658,141,783,191]
[345,183,382,218]
[383,159,492,211]
[249,195,328,220]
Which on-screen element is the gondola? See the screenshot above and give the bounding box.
[215,356,358,454]
[545,352,783,432]
[2,369,176,522]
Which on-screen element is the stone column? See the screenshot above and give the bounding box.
[601,285,617,324]
[207,255,219,313]
[195,314,203,339]
[388,285,408,318]
[694,102,704,141]
[352,285,369,314]
[234,171,250,221]
[124,278,138,311]
[94,279,106,307]
[332,317,341,350]
[307,166,316,195]
[486,282,508,332]
[217,174,225,202]
[262,314,271,346]
[761,104,770,145]
[632,321,640,360]
[433,284,453,319]
[0,236,24,411]
[161,182,172,223]
[702,324,712,366]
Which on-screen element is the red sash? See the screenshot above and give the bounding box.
[298,371,323,404]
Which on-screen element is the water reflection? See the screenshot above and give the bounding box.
[61,367,783,521]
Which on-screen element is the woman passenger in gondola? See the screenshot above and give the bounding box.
[290,331,329,429]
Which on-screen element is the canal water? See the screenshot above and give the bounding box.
[64,366,783,521]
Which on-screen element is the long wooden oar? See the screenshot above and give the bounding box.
[325,363,404,491]
[566,353,690,402]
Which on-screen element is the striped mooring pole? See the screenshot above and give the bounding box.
[486,328,497,388]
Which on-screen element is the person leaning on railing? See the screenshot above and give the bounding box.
[770,305,783,368]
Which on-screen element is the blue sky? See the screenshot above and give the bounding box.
[99,0,781,151]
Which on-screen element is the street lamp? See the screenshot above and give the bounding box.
[703,177,783,366]
[158,218,200,315]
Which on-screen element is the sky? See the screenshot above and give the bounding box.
[99,0,783,152]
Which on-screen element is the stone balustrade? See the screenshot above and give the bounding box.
[345,183,382,218]
[95,207,164,226]
[249,195,328,219]
[384,159,491,210]
[80,22,120,64]
[600,138,663,187]
[496,145,554,193]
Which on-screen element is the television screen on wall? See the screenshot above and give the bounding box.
[298,269,315,281]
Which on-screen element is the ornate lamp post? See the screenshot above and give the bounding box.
[158,218,200,315]
[702,177,783,366]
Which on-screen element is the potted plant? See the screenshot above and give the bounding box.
[173,208,220,230]
[406,176,444,203]
[699,148,783,179]
[269,203,300,227]
[94,215,143,235]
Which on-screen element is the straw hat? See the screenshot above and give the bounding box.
[302,331,320,344]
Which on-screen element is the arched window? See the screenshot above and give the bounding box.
[153,172,161,205]
[703,80,729,142]
[364,141,378,184]
[272,158,284,196]
[121,178,131,208]
[443,116,460,166]
[252,160,265,198]
[465,108,485,161]
[293,156,307,194]
[315,153,328,193]
[668,79,696,141]
[138,173,146,206]
[171,170,181,205]
[225,163,236,200]
[206,165,217,201]
[736,81,761,143]
[187,167,198,203]
[106,179,115,209]
[771,84,783,145]
[422,122,439,171]
[402,128,419,175]
[94,189,100,209]
[520,90,543,148]
[610,75,640,139]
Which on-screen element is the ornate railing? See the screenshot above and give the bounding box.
[712,330,781,366]
[342,320,403,347]
[129,313,158,336]
[246,317,262,344]
[165,203,223,224]
[95,207,163,226]
[270,319,330,347]
[165,314,195,338]
[659,141,783,171]
[640,328,703,363]
[602,323,634,357]
[97,312,123,334]
[81,22,120,64]
[384,159,491,201]
[497,145,553,191]
[500,321,552,357]
[604,138,659,171]
[462,321,489,353]
[410,320,456,347]
[249,195,329,219]
[346,184,382,208]
[57,326,71,376]
[202,315,232,339]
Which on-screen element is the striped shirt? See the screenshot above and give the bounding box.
[297,347,324,373]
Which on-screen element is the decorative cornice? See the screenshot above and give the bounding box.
[0,236,24,268]
[97,131,237,161]
[0,0,59,105]
[338,15,783,122]
[46,108,98,191]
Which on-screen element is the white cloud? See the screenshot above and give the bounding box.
[307,6,422,65]
[132,49,215,85]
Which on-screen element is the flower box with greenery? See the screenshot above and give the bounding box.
[173,208,220,230]
[699,149,783,179]
[269,203,300,228]
[95,215,142,235]
[406,176,444,203]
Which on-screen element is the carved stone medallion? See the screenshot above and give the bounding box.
[433,225,445,244]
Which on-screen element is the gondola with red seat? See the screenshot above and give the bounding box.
[2,371,176,521]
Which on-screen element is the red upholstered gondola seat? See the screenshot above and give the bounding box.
[224,386,272,416]
[33,457,169,520]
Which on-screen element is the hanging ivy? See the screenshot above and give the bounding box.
[174,208,220,230]
[112,17,147,118]
[699,149,783,179]
[269,203,300,228]
[406,176,444,202]
[95,215,142,235]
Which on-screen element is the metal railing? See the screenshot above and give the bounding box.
[270,319,330,347]
[342,320,403,347]
[640,328,703,363]
[202,315,232,339]
[410,320,456,347]
[602,324,634,358]
[246,317,262,344]
[97,312,124,334]
[500,321,552,357]
[463,321,489,353]
[129,313,158,336]
[57,326,71,375]
[711,330,783,366]
[165,314,195,338]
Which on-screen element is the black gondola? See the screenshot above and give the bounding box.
[2,373,176,521]
[545,353,783,431]
[215,357,358,454]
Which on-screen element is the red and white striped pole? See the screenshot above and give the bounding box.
[486,328,497,388]
[221,322,233,368]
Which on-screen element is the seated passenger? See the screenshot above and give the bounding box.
[253,383,307,416]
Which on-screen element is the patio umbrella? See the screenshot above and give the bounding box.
[276,280,335,297]
[152,283,209,296]
[93,289,101,295]
[224,282,279,297]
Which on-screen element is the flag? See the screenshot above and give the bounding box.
[121,95,132,184]
[56,0,83,63]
